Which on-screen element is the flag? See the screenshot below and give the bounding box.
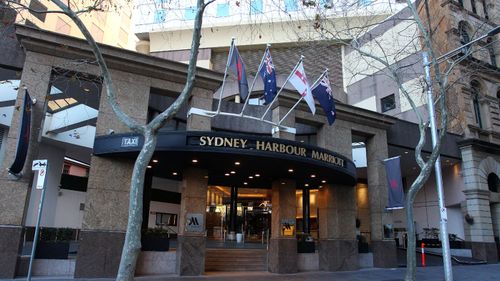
[8,91,33,176]
[228,44,249,101]
[383,156,405,210]
[258,49,277,104]
[312,72,336,125]
[288,61,316,114]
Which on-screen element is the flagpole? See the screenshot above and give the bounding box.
[260,55,304,121]
[277,68,326,126]
[240,44,270,116]
[217,38,235,113]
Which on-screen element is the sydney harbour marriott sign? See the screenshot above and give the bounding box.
[192,135,346,168]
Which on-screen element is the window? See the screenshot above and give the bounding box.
[55,17,71,35]
[91,23,104,42]
[471,80,483,128]
[458,21,471,53]
[483,0,489,19]
[457,0,464,7]
[217,2,229,17]
[285,0,298,12]
[358,0,373,6]
[471,0,477,14]
[63,164,70,174]
[381,94,396,112]
[488,173,499,193]
[185,6,196,20]
[154,9,166,23]
[496,89,500,112]
[156,212,178,226]
[487,38,497,67]
[250,0,263,14]
[28,0,47,22]
[320,0,333,8]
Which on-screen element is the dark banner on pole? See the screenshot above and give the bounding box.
[384,156,405,210]
[8,91,33,176]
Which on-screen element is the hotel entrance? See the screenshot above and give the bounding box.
[206,186,272,246]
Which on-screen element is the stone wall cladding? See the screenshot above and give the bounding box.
[211,43,344,90]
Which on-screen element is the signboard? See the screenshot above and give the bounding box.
[32,160,47,190]
[121,136,139,147]
[281,218,295,237]
[191,135,346,168]
[185,213,204,233]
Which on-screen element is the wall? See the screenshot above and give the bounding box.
[0,127,8,169]
[392,163,466,239]
[25,144,65,227]
[148,201,180,234]
[53,189,86,229]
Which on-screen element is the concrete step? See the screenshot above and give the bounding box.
[205,249,267,271]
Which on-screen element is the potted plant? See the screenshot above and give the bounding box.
[35,228,72,259]
[141,227,170,251]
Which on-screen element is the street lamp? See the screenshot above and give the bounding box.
[422,24,500,281]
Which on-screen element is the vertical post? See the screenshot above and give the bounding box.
[229,186,238,234]
[27,162,49,281]
[302,188,310,234]
[422,51,453,281]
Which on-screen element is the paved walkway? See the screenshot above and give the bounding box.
[4,264,500,281]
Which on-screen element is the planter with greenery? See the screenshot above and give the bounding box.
[141,228,170,251]
[35,228,73,259]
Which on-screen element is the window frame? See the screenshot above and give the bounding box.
[380,94,396,113]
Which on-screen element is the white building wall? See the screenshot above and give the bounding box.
[53,189,86,228]
[25,144,65,227]
[148,201,180,234]
[392,163,466,240]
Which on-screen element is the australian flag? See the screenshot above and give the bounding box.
[312,72,336,125]
[258,49,277,104]
[228,44,249,101]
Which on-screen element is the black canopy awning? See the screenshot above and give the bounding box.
[93,131,357,189]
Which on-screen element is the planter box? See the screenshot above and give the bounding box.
[297,241,315,253]
[141,235,169,251]
[35,241,70,259]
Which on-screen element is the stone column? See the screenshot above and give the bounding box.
[75,72,150,278]
[272,105,294,140]
[366,132,397,268]
[460,145,498,262]
[463,189,497,262]
[0,57,51,278]
[302,188,310,234]
[175,87,212,275]
[269,179,297,273]
[318,184,358,271]
[491,203,500,260]
[316,120,358,271]
[176,167,208,275]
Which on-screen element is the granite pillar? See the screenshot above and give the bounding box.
[75,70,150,277]
[0,57,51,278]
[318,184,358,271]
[269,179,297,273]
[366,132,397,268]
[316,121,358,271]
[460,145,498,263]
[176,168,208,276]
[272,105,295,140]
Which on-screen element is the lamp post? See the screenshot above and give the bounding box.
[422,24,500,281]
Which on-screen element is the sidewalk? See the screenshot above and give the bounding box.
[3,264,500,281]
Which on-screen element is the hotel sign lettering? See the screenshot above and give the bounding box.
[195,135,345,168]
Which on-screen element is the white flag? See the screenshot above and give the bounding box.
[288,61,316,114]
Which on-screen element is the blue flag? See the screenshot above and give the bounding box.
[383,156,405,210]
[8,91,33,176]
[311,73,336,125]
[228,44,249,101]
[258,49,277,104]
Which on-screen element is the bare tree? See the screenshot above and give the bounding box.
[2,0,213,280]
[268,0,499,280]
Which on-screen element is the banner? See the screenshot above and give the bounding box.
[383,156,405,210]
[8,91,33,176]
